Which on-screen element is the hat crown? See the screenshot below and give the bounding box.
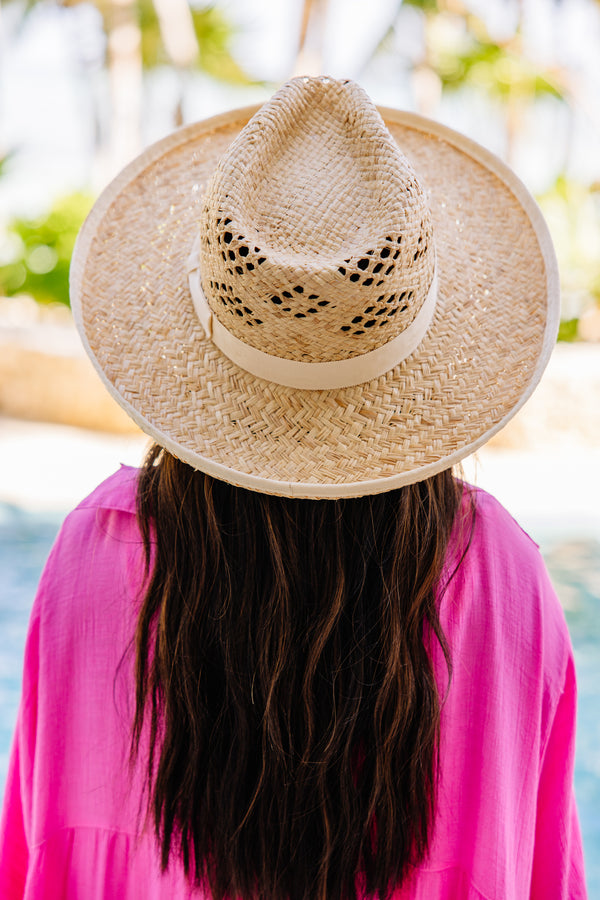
[73,73,556,496]
[197,76,435,363]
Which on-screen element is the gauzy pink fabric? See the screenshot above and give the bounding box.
[0,466,587,899]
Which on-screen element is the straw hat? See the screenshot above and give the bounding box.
[71,76,558,498]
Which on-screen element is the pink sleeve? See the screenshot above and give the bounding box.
[0,599,41,898]
[0,728,28,897]
[530,652,587,899]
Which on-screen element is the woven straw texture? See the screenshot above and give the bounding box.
[71,78,557,498]
[197,79,434,362]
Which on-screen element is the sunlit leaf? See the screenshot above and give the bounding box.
[435,36,564,100]
[403,0,438,11]
[0,193,94,306]
[557,318,579,342]
[190,5,254,84]
[138,1,254,83]
[537,174,600,330]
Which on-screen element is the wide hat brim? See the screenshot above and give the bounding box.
[71,104,559,498]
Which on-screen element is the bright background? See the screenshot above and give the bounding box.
[1,0,600,331]
[0,0,599,893]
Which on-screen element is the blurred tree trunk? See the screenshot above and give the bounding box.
[294,0,328,76]
[103,0,143,177]
[152,0,198,127]
[0,1,5,163]
[2,0,253,180]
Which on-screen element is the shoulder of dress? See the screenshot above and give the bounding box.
[458,481,540,554]
[73,465,140,516]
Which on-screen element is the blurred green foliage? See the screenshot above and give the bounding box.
[401,0,566,101]
[436,38,563,100]
[1,0,598,340]
[404,0,439,11]
[0,1,255,308]
[0,153,13,179]
[189,5,253,84]
[0,193,93,306]
[7,0,255,83]
[557,319,579,342]
[138,1,253,83]
[381,0,597,339]
[537,176,600,327]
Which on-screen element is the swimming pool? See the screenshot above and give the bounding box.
[1,502,598,894]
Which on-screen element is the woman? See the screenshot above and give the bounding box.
[0,77,586,898]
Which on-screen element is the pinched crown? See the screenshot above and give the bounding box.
[197,76,435,364]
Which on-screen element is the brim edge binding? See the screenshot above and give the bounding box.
[70,104,560,499]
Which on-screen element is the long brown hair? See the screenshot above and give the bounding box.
[133,445,466,900]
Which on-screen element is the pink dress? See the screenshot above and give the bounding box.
[0,467,587,898]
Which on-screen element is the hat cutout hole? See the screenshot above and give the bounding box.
[198,77,436,364]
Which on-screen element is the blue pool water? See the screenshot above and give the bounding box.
[0,503,598,894]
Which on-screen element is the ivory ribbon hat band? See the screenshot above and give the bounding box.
[71,77,559,498]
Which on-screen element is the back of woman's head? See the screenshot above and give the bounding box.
[133,445,465,900]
